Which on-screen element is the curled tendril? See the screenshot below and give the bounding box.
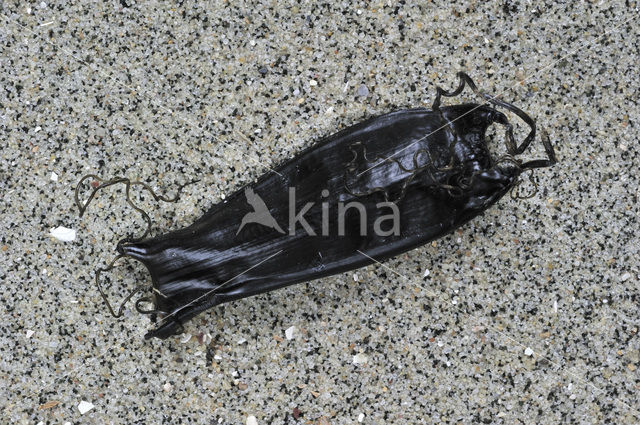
[510,169,538,200]
[74,174,198,245]
[135,296,159,315]
[494,154,522,169]
[343,140,542,203]
[75,174,198,317]
[94,254,151,318]
[492,154,540,200]
[343,140,468,202]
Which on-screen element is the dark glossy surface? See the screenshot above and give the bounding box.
[121,101,533,339]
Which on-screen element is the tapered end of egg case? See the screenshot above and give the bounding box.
[144,319,184,340]
[117,239,223,340]
[142,297,223,340]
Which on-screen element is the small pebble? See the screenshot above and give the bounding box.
[78,400,94,414]
[246,415,258,425]
[423,268,430,277]
[50,172,58,181]
[524,347,534,356]
[309,79,317,86]
[237,338,247,344]
[358,413,365,422]
[356,84,369,97]
[50,226,76,242]
[26,329,35,338]
[163,382,173,392]
[620,272,631,281]
[180,333,191,344]
[353,273,359,282]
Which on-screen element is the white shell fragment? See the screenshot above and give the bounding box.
[50,172,58,181]
[26,330,35,338]
[285,326,297,340]
[78,400,94,414]
[352,353,368,365]
[50,226,76,242]
[246,415,258,425]
[524,347,534,356]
